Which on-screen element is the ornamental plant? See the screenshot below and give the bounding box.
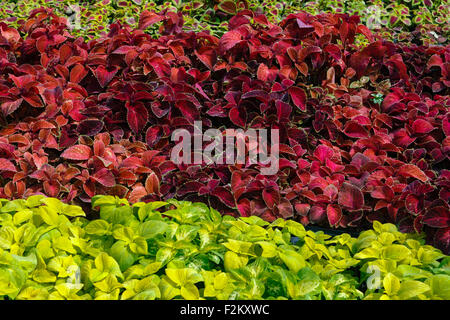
[0,8,448,253]
[0,196,449,300]
[0,0,448,43]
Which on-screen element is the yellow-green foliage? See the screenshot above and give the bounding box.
[0,195,449,300]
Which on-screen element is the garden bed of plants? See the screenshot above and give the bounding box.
[0,1,449,300]
[0,196,449,300]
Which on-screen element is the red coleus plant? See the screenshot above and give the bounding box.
[0,8,449,253]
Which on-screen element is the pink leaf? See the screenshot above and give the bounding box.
[61,145,92,161]
[138,10,164,29]
[1,99,23,117]
[0,158,17,172]
[327,204,342,227]
[91,168,116,187]
[237,199,251,217]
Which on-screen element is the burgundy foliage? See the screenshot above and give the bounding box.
[0,8,449,252]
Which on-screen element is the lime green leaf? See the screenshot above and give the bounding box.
[129,236,148,255]
[354,247,379,259]
[397,280,430,299]
[110,241,137,272]
[382,244,410,261]
[279,249,306,273]
[181,282,200,299]
[428,275,450,299]
[137,220,168,239]
[94,274,122,293]
[159,276,181,300]
[94,253,123,279]
[84,220,111,236]
[38,206,59,226]
[165,268,202,286]
[223,239,255,256]
[383,273,401,296]
[224,251,248,271]
[13,209,33,225]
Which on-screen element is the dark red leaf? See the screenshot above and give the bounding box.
[94,65,118,88]
[338,182,364,211]
[212,187,235,208]
[412,119,434,134]
[126,102,149,134]
[288,86,307,111]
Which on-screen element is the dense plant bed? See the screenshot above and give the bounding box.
[0,8,449,253]
[0,0,448,44]
[0,195,449,300]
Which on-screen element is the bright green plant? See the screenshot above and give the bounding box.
[0,195,449,300]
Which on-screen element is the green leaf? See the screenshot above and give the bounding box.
[223,239,256,256]
[94,253,123,280]
[354,247,380,260]
[285,220,306,238]
[181,283,200,300]
[26,195,46,208]
[110,241,137,272]
[112,226,135,243]
[136,201,168,221]
[63,205,85,217]
[239,215,269,226]
[13,209,33,225]
[159,276,180,300]
[382,244,410,261]
[297,267,321,296]
[32,268,57,283]
[224,251,248,271]
[129,236,148,255]
[52,236,77,254]
[84,220,111,236]
[279,249,306,273]
[397,280,430,299]
[40,198,64,213]
[175,225,199,242]
[99,203,134,225]
[94,274,122,293]
[254,241,278,258]
[38,206,59,226]
[1,199,26,213]
[383,273,400,296]
[165,268,202,287]
[428,275,450,300]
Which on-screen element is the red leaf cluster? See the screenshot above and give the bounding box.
[0,8,449,252]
